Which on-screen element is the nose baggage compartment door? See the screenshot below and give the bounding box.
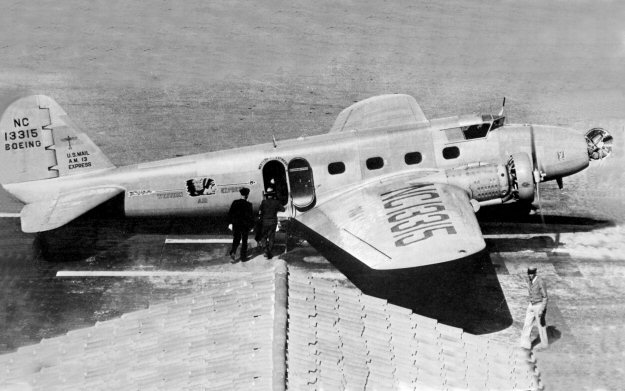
[288,158,316,211]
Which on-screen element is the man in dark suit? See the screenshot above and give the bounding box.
[258,187,285,259]
[227,187,254,262]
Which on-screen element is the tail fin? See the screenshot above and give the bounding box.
[0,95,115,185]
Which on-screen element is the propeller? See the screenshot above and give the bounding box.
[529,126,546,225]
[527,127,613,226]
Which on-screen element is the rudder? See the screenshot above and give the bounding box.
[0,95,114,184]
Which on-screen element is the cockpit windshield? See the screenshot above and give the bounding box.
[441,114,506,142]
[462,123,490,139]
[482,114,505,131]
[462,114,505,140]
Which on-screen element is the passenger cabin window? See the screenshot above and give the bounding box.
[366,157,384,170]
[328,162,345,175]
[443,146,460,160]
[404,152,422,165]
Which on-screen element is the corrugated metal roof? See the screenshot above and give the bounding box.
[286,268,542,391]
[0,264,284,391]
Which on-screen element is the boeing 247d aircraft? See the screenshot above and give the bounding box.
[0,95,613,269]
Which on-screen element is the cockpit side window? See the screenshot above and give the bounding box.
[444,127,464,142]
[491,116,505,130]
[481,114,505,131]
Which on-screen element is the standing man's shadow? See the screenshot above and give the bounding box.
[530,325,562,349]
[547,325,563,345]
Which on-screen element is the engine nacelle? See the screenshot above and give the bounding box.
[444,162,511,202]
[507,152,535,202]
[444,152,537,204]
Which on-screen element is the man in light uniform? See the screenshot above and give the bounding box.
[520,267,549,350]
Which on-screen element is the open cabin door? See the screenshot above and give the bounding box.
[288,157,316,211]
[262,160,289,206]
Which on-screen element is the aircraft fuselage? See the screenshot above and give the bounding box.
[4,116,590,219]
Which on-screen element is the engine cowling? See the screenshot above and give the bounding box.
[443,152,537,205]
[444,162,511,202]
[507,152,535,202]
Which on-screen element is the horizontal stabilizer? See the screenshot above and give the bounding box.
[20,187,124,233]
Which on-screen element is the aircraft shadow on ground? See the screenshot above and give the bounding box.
[290,220,513,334]
[35,195,230,263]
[32,189,614,263]
[477,205,614,234]
[479,210,614,255]
[485,236,559,253]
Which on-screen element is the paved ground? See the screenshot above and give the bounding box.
[1,1,625,390]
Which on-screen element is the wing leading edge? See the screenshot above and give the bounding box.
[294,180,485,270]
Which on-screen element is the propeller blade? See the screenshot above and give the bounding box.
[535,177,546,226]
[529,127,546,226]
[534,169,546,226]
[529,125,538,170]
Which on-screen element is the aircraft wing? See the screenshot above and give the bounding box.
[329,94,429,133]
[293,180,485,270]
[20,187,124,233]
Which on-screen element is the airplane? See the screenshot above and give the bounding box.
[0,94,613,270]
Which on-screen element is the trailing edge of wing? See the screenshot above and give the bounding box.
[20,187,124,233]
[329,94,429,133]
[294,180,485,270]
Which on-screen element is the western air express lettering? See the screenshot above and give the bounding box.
[4,117,42,150]
[381,184,456,247]
[157,192,183,199]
